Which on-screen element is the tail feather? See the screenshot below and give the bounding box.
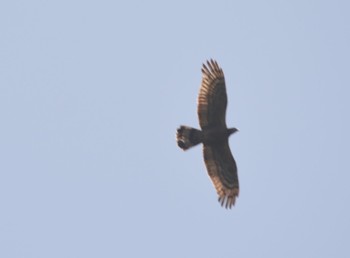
[176,126,203,150]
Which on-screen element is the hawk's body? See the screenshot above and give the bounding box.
[176,59,239,209]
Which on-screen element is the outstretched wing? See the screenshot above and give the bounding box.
[197,59,228,129]
[203,142,239,209]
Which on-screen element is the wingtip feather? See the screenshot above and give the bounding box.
[218,188,239,209]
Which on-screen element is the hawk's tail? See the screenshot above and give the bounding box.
[176,126,203,150]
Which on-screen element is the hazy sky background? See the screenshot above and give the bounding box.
[1,1,350,257]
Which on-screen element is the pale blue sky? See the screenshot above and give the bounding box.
[1,1,350,257]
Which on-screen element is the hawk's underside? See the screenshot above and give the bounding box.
[176,59,239,209]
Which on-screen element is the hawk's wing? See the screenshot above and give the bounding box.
[197,59,228,129]
[203,142,239,209]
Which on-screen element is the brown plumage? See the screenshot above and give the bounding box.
[176,59,239,209]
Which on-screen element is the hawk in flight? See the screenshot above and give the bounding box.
[176,59,239,209]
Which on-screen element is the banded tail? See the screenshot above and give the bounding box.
[176,126,203,150]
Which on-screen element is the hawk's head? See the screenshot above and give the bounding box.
[228,128,239,136]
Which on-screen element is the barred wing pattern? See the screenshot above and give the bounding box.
[198,60,228,129]
[199,60,239,209]
[203,143,239,208]
[176,59,239,209]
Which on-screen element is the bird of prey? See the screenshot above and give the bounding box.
[176,59,239,209]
